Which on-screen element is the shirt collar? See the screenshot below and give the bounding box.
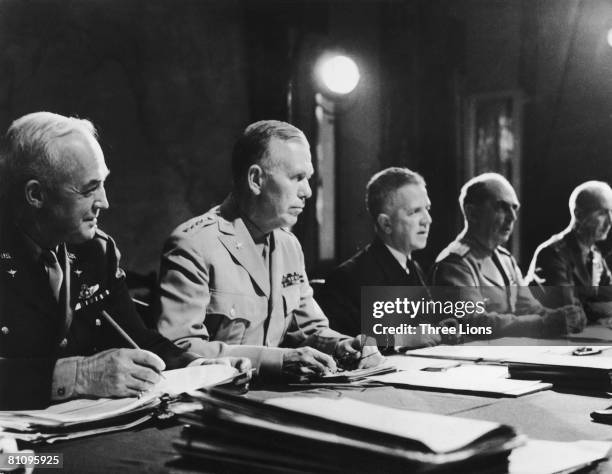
[384,243,410,268]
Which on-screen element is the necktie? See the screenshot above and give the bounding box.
[41,248,63,302]
[404,257,412,275]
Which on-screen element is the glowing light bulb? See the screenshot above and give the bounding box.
[318,55,360,95]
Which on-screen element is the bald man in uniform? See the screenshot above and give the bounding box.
[431,173,586,338]
[527,181,612,322]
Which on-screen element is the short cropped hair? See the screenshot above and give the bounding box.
[569,180,612,219]
[1,111,97,198]
[231,120,307,188]
[458,172,512,216]
[365,167,425,220]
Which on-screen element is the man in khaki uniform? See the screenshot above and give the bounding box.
[431,173,586,338]
[157,120,383,377]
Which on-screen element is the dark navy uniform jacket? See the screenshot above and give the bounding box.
[0,217,197,409]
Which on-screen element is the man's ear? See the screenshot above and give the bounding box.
[464,204,478,224]
[24,179,45,208]
[573,208,585,225]
[247,164,264,196]
[376,213,392,234]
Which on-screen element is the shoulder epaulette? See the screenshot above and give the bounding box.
[182,213,217,233]
[447,241,471,257]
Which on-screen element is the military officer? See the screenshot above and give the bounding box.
[0,112,249,409]
[157,120,384,377]
[431,172,586,338]
[526,181,612,321]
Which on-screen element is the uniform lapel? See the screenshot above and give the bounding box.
[217,216,271,297]
[57,243,73,340]
[3,223,58,318]
[371,238,413,285]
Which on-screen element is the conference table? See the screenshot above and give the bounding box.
[30,327,612,473]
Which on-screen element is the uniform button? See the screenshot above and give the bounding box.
[95,318,101,326]
[57,387,65,397]
[59,338,68,348]
[191,323,204,330]
[230,307,236,317]
[1,326,8,335]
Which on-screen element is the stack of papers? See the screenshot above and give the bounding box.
[406,346,612,390]
[509,440,612,473]
[0,364,239,443]
[174,389,523,473]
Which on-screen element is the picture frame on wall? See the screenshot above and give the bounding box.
[463,90,524,258]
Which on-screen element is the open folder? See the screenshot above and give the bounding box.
[0,364,241,443]
[174,389,524,473]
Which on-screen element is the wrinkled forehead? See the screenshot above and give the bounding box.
[51,131,108,180]
[482,179,519,206]
[265,136,311,169]
[385,183,429,212]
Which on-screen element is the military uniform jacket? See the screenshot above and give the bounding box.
[0,217,197,409]
[526,229,612,321]
[157,195,348,376]
[319,237,428,336]
[431,234,549,337]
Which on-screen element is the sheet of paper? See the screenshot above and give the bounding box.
[370,369,551,397]
[509,439,612,474]
[406,345,612,366]
[266,396,503,454]
[156,364,238,396]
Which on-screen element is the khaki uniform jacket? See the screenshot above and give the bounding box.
[431,235,552,337]
[157,196,348,376]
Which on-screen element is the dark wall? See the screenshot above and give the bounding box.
[2,0,612,278]
[0,0,249,273]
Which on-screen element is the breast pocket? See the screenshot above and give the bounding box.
[206,291,267,344]
[282,285,301,318]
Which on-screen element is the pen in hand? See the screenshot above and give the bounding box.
[100,310,166,380]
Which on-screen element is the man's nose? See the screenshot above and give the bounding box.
[95,186,110,210]
[508,207,518,222]
[299,179,312,200]
[423,208,432,225]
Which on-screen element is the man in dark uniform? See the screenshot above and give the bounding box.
[157,120,383,378]
[431,173,586,338]
[318,167,440,347]
[526,181,612,322]
[0,112,248,409]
